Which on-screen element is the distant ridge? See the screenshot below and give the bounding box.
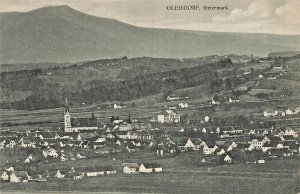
[1,5,300,63]
[268,51,300,57]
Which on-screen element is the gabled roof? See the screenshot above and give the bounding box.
[282,135,295,141]
[123,163,139,168]
[57,170,66,175]
[141,163,162,169]
[178,138,194,146]
[13,171,28,178]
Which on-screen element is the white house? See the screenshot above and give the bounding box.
[273,65,283,69]
[113,104,122,109]
[286,107,300,115]
[203,145,218,155]
[157,110,180,123]
[179,138,195,150]
[10,171,32,183]
[263,109,278,117]
[139,163,162,173]
[224,155,232,163]
[54,170,66,179]
[204,116,210,123]
[179,102,189,108]
[122,163,139,174]
[24,154,36,164]
[284,128,298,138]
[42,147,58,158]
[167,95,180,101]
[1,171,10,181]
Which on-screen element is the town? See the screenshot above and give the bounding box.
[1,96,299,181]
[0,53,300,193]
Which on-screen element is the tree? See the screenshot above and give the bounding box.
[225,78,232,90]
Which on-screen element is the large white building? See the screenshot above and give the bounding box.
[157,110,180,123]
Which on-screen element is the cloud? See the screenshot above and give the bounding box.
[276,0,300,24]
[211,0,300,34]
[213,0,275,24]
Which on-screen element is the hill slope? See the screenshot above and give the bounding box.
[1,5,300,63]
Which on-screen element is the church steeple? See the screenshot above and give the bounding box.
[65,97,70,113]
[64,97,71,132]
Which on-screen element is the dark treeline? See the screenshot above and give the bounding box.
[1,58,235,110]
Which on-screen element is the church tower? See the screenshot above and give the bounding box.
[64,98,72,132]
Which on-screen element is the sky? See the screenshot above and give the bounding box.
[0,0,299,35]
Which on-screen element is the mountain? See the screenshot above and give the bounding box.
[1,5,300,64]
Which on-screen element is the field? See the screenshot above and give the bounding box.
[0,152,299,194]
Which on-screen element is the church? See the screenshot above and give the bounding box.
[64,100,98,132]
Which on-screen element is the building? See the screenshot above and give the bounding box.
[10,171,32,183]
[139,163,162,173]
[64,99,98,132]
[122,163,139,174]
[263,109,278,117]
[167,95,180,101]
[157,110,180,123]
[178,138,195,151]
[42,147,58,158]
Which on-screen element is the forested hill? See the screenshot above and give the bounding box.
[1,5,300,63]
[0,56,240,110]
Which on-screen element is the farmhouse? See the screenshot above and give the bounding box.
[210,97,220,105]
[178,138,195,151]
[122,163,140,174]
[24,154,36,163]
[10,171,32,183]
[54,170,66,179]
[42,147,58,158]
[263,109,278,117]
[223,154,232,163]
[1,171,10,181]
[203,144,218,155]
[167,95,180,101]
[286,107,300,115]
[157,110,180,123]
[139,163,162,173]
[273,65,283,69]
[179,102,189,108]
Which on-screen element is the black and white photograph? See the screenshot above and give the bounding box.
[0,0,299,193]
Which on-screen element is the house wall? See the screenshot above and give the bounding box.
[9,174,20,183]
[123,166,137,174]
[139,165,152,173]
[157,115,165,123]
[1,172,9,181]
[86,172,97,177]
[154,167,163,172]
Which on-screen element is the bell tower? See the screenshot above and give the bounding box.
[64,98,72,132]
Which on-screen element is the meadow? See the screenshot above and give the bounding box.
[0,153,298,194]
